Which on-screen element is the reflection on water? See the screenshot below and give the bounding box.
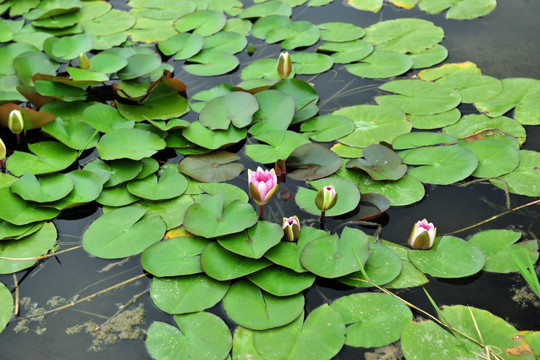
[0,0,539,359]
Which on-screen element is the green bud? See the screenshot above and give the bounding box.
[0,137,5,160]
[8,109,24,135]
[315,185,338,212]
[277,51,292,80]
[79,53,91,70]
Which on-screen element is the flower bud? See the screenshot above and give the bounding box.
[248,166,278,205]
[315,185,338,212]
[79,53,91,70]
[408,219,436,250]
[0,137,5,160]
[277,51,292,80]
[8,109,24,135]
[282,216,300,242]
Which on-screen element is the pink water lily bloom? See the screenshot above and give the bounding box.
[248,167,278,206]
[409,219,437,250]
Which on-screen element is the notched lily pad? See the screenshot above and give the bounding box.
[346,144,407,181]
[287,143,342,181]
[178,151,244,183]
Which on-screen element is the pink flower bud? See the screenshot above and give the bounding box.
[282,216,300,242]
[248,166,278,205]
[409,219,436,250]
[315,185,338,212]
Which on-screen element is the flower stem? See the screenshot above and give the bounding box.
[320,210,326,223]
[258,204,264,219]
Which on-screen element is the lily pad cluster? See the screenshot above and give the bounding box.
[0,0,537,359]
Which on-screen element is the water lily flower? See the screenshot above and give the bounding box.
[315,185,338,212]
[277,51,292,80]
[409,219,437,250]
[248,167,278,219]
[282,216,300,242]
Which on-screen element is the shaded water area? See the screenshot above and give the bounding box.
[0,0,539,359]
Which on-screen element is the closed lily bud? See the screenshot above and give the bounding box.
[79,52,91,70]
[0,137,5,160]
[282,216,300,242]
[409,219,436,250]
[277,51,292,80]
[8,109,24,135]
[315,185,338,212]
[248,166,278,206]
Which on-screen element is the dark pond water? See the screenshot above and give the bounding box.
[0,0,539,359]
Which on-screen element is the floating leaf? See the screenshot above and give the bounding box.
[251,15,291,40]
[6,141,77,177]
[295,177,360,216]
[287,143,342,181]
[203,31,247,54]
[146,312,232,360]
[392,132,457,150]
[178,151,244,183]
[460,139,520,178]
[266,21,320,50]
[174,10,226,36]
[183,193,258,238]
[346,50,413,78]
[402,145,478,185]
[418,61,481,81]
[318,22,365,42]
[245,130,310,164]
[0,221,43,241]
[317,40,374,64]
[184,50,239,76]
[407,108,461,129]
[82,206,166,259]
[138,195,195,231]
[443,114,526,145]
[408,235,485,278]
[346,144,407,181]
[271,79,319,124]
[158,32,204,59]
[249,90,296,134]
[0,282,12,333]
[96,128,166,161]
[248,266,315,296]
[419,0,497,20]
[301,227,370,278]
[290,52,333,75]
[223,279,304,330]
[150,275,229,314]
[490,150,540,197]
[218,221,283,259]
[42,116,99,150]
[376,79,461,115]
[347,0,383,12]
[252,305,346,359]
[199,92,258,130]
[331,292,412,347]
[240,1,292,19]
[126,164,188,200]
[11,172,73,203]
[82,103,134,133]
[356,173,425,206]
[408,44,448,69]
[300,115,355,142]
[436,72,502,103]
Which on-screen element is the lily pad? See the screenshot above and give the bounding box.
[178,151,244,183]
[300,115,355,142]
[252,305,346,360]
[137,195,195,231]
[346,144,407,181]
[318,22,365,42]
[392,132,457,150]
[158,32,204,59]
[0,221,43,241]
[199,92,259,130]
[183,193,258,238]
[218,221,283,259]
[443,114,526,145]
[146,312,232,360]
[290,52,333,75]
[0,187,61,225]
[408,235,485,278]
[82,103,135,133]
[408,108,461,129]
[287,143,342,181]
[408,44,448,69]
[96,128,166,161]
[345,50,413,78]
[317,40,374,64]
[142,236,212,277]
[402,144,478,185]
[247,266,315,297]
[174,10,226,36]
[11,172,73,203]
[460,139,520,178]
[150,274,229,314]
[240,1,292,19]
[490,150,540,197]
[330,292,412,347]
[436,72,502,103]
[182,121,247,150]
[0,282,12,333]
[419,0,497,20]
[82,206,166,259]
[126,164,188,200]
[42,116,100,150]
[249,90,296,134]
[223,279,304,330]
[300,227,370,278]
[184,50,239,76]
[271,79,319,124]
[245,130,311,164]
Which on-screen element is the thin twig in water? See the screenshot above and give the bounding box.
[93,289,149,332]
[12,273,19,317]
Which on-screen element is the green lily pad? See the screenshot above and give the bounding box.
[126,164,188,200]
[247,266,315,296]
[364,18,444,53]
[468,229,539,274]
[0,221,43,241]
[0,186,61,225]
[331,292,412,347]
[347,0,383,11]
[317,40,374,64]
[408,108,461,129]
[159,32,204,59]
[300,227,370,278]
[82,206,166,259]
[436,72,502,103]
[232,327,264,360]
[146,312,232,360]
[249,90,296,134]
[290,52,333,75]
[460,139,520,178]
[142,236,211,277]
[346,144,407,181]
[104,159,142,187]
[408,44,448,69]
[178,151,244,183]
[184,50,239,76]
[265,226,330,273]
[89,53,128,73]
[300,115,355,142]
[42,116,99,150]
[96,128,166,161]
[199,92,258,130]
[443,114,526,145]
[82,9,135,36]
[295,177,360,216]
[346,50,413,78]
[96,185,139,207]
[218,221,283,259]
[252,15,291,40]
[203,31,247,54]
[334,104,411,148]
[183,193,258,238]
[252,305,346,360]
[408,235,485,278]
[354,172,425,206]
[174,10,226,36]
[392,132,457,150]
[0,222,57,274]
[13,51,58,86]
[376,79,461,115]
[0,282,12,333]
[419,0,497,20]
[490,150,540,197]
[49,34,94,61]
[287,143,342,181]
[223,279,304,330]
[240,58,291,81]
[402,144,478,185]
[380,241,429,289]
[271,79,319,124]
[150,274,229,314]
[200,242,271,281]
[240,1,292,19]
[34,80,87,102]
[246,130,311,164]
[338,242,402,287]
[319,22,365,42]
[182,121,247,150]
[82,103,134,133]
[138,194,195,230]
[11,172,73,203]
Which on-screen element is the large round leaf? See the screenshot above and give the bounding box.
[183,193,258,238]
[334,105,410,148]
[82,206,166,259]
[137,194,195,231]
[126,164,188,200]
[295,177,360,216]
[0,187,60,225]
[223,279,304,330]
[245,130,310,164]
[287,143,342,181]
[402,145,478,185]
[182,121,247,150]
[266,21,320,49]
[319,22,365,42]
[490,150,540,197]
[419,0,497,20]
[150,275,229,314]
[218,221,283,259]
[346,144,407,181]
[300,115,355,142]
[249,90,295,134]
[317,40,374,64]
[330,292,412,347]
[178,151,244,183]
[11,172,73,203]
[408,235,485,278]
[42,116,100,150]
[184,50,239,76]
[460,139,519,178]
[252,305,346,360]
[146,312,232,360]
[436,72,502,103]
[0,222,57,274]
[6,141,77,176]
[96,128,166,160]
[247,266,315,297]
[443,114,526,146]
[345,50,413,78]
[199,92,258,130]
[174,10,226,36]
